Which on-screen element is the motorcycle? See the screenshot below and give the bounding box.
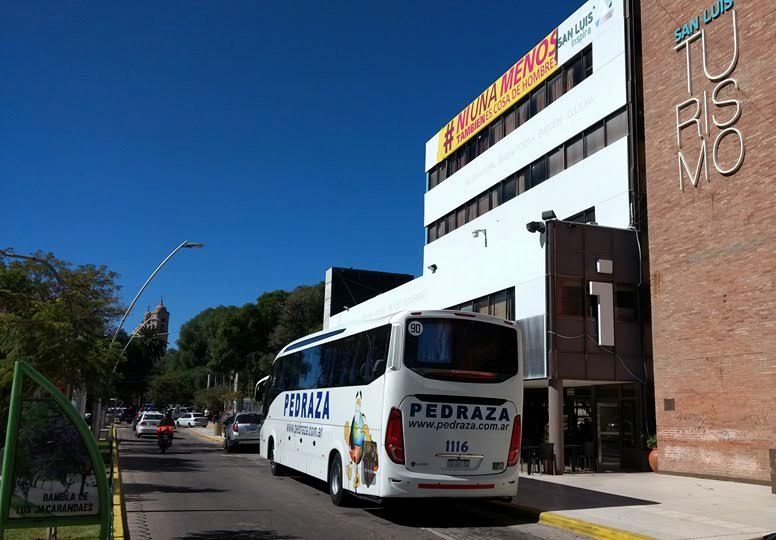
[156,425,174,454]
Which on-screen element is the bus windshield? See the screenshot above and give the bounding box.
[403,317,518,383]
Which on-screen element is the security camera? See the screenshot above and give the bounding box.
[541,210,557,221]
[526,221,546,234]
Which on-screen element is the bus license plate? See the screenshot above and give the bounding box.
[447,458,470,469]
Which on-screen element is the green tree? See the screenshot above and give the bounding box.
[0,250,123,409]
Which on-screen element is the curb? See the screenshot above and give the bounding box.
[112,428,127,540]
[186,427,223,444]
[511,503,653,540]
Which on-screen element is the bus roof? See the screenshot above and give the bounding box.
[276,309,516,358]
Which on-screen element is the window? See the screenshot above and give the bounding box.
[477,129,491,154]
[438,162,448,183]
[565,55,583,92]
[606,109,628,143]
[531,157,547,187]
[427,225,437,242]
[404,318,518,383]
[429,168,438,190]
[566,206,596,224]
[490,184,502,209]
[547,72,564,104]
[583,47,593,77]
[456,206,466,228]
[517,100,530,127]
[492,116,504,144]
[438,219,447,238]
[268,326,392,393]
[447,212,456,233]
[557,279,585,317]
[548,146,564,177]
[531,84,546,116]
[492,290,508,319]
[585,122,605,156]
[466,199,478,222]
[446,287,515,321]
[477,192,490,217]
[448,153,459,176]
[475,296,491,314]
[504,105,517,135]
[566,134,584,168]
[503,174,517,202]
[517,167,530,194]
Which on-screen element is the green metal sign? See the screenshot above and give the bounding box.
[0,361,111,538]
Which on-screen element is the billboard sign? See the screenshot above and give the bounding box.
[426,0,620,171]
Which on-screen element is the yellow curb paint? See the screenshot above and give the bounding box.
[539,511,654,540]
[111,427,126,540]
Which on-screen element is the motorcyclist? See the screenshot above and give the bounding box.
[160,411,175,427]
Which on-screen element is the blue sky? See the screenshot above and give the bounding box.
[2,0,582,343]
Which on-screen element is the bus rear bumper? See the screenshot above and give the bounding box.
[378,468,519,499]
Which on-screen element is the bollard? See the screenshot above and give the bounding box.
[770,449,776,495]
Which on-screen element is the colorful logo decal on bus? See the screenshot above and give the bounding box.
[343,391,378,489]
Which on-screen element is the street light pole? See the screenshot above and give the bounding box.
[110,240,204,347]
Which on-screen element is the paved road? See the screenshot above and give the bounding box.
[117,427,581,540]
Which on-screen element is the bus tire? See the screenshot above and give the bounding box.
[268,439,284,476]
[328,452,347,507]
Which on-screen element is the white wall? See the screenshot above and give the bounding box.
[329,138,630,328]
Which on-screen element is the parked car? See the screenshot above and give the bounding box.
[176,412,208,428]
[223,412,262,452]
[172,406,191,420]
[135,411,165,437]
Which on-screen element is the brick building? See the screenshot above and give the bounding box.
[639,0,776,483]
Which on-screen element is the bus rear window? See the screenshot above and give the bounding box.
[404,318,518,383]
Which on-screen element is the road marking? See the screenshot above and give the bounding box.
[112,427,126,539]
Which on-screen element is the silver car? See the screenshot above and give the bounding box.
[223,412,262,452]
[135,411,164,437]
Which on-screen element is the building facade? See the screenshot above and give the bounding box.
[640,0,776,483]
[325,0,655,473]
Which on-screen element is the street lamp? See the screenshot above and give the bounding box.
[110,240,204,347]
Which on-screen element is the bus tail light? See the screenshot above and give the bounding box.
[507,415,522,466]
[385,408,405,464]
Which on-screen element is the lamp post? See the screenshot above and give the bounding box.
[102,240,203,436]
[110,240,204,347]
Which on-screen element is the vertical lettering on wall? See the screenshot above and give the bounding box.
[673,7,744,191]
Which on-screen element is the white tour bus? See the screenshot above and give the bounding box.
[258,309,523,505]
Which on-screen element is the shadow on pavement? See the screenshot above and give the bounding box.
[281,473,534,528]
[124,482,227,496]
[516,476,658,511]
[178,529,297,539]
[366,499,534,528]
[120,454,203,473]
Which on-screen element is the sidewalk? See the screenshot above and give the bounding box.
[514,471,776,539]
[185,423,222,444]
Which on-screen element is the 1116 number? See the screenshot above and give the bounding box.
[445,440,469,452]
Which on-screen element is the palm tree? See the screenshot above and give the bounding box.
[138,324,168,365]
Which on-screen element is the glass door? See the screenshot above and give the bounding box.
[596,401,621,470]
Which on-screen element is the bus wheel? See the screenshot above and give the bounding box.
[268,440,284,477]
[328,453,347,506]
